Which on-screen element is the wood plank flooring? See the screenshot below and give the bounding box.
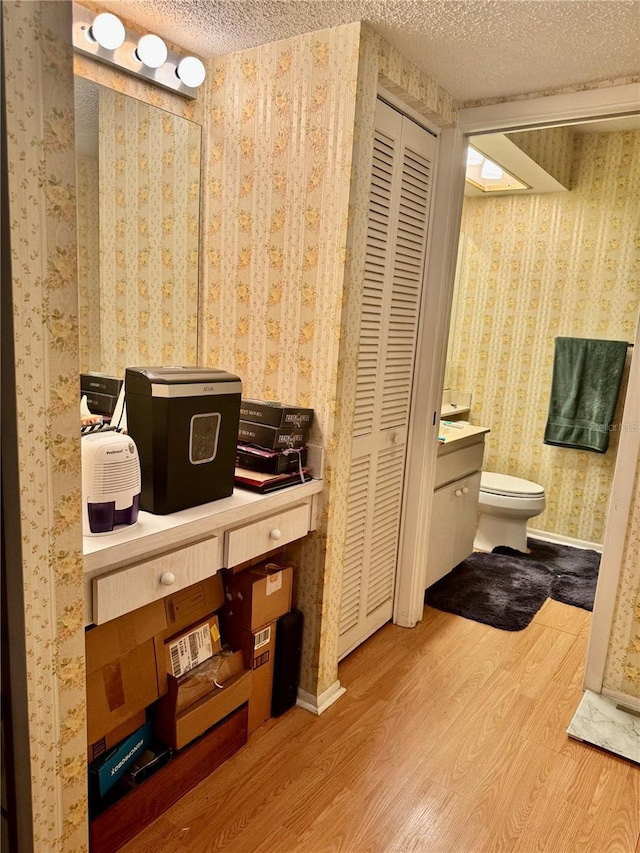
[120,600,640,853]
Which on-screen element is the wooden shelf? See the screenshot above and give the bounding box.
[89,704,248,853]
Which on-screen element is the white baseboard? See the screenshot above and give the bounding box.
[528,528,603,554]
[601,687,640,714]
[297,680,346,715]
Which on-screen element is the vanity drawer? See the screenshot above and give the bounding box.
[93,537,222,624]
[224,503,311,567]
[435,441,485,489]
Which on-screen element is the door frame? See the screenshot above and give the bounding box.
[393,82,640,630]
[583,316,640,707]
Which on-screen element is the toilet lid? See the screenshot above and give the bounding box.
[481,472,545,498]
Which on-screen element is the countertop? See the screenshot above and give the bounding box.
[83,478,324,574]
[437,422,490,455]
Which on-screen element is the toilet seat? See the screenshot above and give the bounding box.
[480,472,545,499]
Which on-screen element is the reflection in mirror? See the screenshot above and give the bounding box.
[74,77,201,376]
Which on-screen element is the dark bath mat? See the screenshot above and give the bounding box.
[426,551,553,632]
[493,539,600,612]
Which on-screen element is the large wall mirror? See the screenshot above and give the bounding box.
[74,77,201,377]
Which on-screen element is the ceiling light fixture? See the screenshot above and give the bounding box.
[135,34,168,69]
[176,56,206,88]
[72,3,206,99]
[88,12,126,50]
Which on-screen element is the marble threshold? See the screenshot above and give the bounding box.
[567,689,640,764]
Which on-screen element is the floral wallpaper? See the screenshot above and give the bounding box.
[97,89,200,374]
[201,23,456,697]
[506,126,573,189]
[603,455,640,699]
[374,31,456,127]
[448,130,640,545]
[202,22,362,696]
[4,1,87,849]
[76,154,101,373]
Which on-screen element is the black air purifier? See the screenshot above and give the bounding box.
[271,608,303,717]
[125,367,242,514]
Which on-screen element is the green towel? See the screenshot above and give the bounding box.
[543,337,628,453]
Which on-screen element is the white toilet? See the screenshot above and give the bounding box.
[474,472,546,553]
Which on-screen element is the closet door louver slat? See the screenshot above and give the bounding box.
[338,100,435,660]
[339,457,370,636]
[381,143,432,431]
[352,126,395,440]
[366,445,405,614]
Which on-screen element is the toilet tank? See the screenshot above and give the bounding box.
[125,367,242,514]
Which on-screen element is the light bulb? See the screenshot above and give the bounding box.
[466,147,484,167]
[135,34,168,68]
[480,160,504,180]
[89,13,125,50]
[176,56,206,88]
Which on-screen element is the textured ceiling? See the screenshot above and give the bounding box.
[96,0,640,103]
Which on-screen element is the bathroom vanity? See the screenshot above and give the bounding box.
[426,423,490,588]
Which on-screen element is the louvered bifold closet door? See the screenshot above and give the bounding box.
[339,100,436,659]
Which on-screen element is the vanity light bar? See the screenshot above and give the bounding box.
[72,3,206,99]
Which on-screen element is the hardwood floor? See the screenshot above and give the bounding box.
[121,600,640,853]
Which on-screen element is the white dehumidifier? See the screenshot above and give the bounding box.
[81,431,141,535]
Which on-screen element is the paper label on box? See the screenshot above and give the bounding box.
[211,622,220,644]
[265,573,282,596]
[254,625,271,650]
[168,623,213,678]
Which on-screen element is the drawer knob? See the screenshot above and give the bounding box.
[269,528,282,540]
[454,489,463,497]
[160,572,176,586]
[462,486,469,495]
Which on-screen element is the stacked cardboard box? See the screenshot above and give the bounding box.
[154,618,252,750]
[86,603,166,753]
[80,372,123,421]
[236,400,314,491]
[221,562,293,733]
[86,574,252,807]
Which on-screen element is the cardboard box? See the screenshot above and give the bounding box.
[155,651,252,750]
[126,741,173,786]
[237,421,308,451]
[89,719,153,798]
[83,390,119,417]
[161,574,224,639]
[155,614,223,696]
[223,621,276,733]
[85,604,166,745]
[172,650,245,715]
[222,564,292,632]
[81,372,124,398]
[239,400,314,429]
[88,709,147,763]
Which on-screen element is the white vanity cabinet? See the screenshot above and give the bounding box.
[425,425,489,588]
[83,480,323,626]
